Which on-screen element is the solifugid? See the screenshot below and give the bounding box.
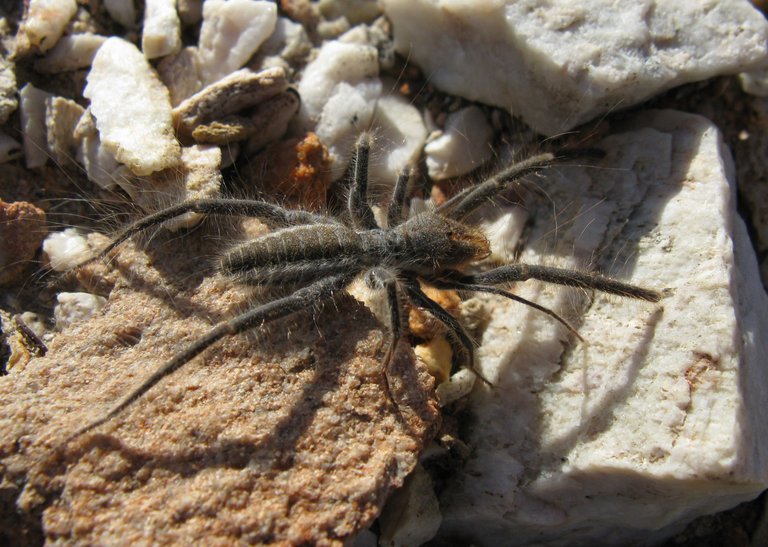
[67,136,661,441]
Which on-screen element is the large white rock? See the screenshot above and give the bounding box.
[436,110,768,545]
[197,0,277,85]
[84,37,181,175]
[382,0,768,136]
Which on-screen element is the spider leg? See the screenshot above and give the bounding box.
[65,273,354,444]
[348,134,379,230]
[469,264,661,302]
[386,166,413,228]
[365,268,405,401]
[436,149,604,221]
[89,198,339,263]
[403,277,492,386]
[421,274,584,342]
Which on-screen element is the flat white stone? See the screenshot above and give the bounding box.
[34,33,107,73]
[17,0,77,53]
[142,0,182,59]
[42,228,90,272]
[436,110,768,544]
[53,292,107,331]
[103,0,136,28]
[424,105,493,180]
[382,0,768,136]
[19,83,54,168]
[198,0,277,85]
[84,37,181,175]
[297,40,381,178]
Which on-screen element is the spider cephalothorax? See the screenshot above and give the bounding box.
[67,134,660,441]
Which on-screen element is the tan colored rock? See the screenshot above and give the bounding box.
[0,200,47,286]
[0,224,439,544]
[45,96,84,166]
[14,0,77,55]
[173,67,288,142]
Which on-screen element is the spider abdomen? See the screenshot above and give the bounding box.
[220,224,366,285]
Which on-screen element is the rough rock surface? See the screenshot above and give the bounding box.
[435,110,768,545]
[382,0,768,135]
[0,226,440,544]
[0,200,47,286]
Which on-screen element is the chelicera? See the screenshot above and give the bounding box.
[67,135,660,441]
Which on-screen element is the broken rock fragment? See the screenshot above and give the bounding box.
[84,37,181,175]
[14,0,77,55]
[173,67,288,142]
[34,33,107,73]
[0,200,47,286]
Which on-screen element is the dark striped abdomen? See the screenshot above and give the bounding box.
[221,224,365,285]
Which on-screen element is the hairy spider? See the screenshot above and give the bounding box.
[67,135,660,441]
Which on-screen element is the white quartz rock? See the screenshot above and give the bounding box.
[34,33,107,73]
[19,83,54,168]
[297,40,381,178]
[424,106,493,180]
[436,110,768,545]
[382,0,768,136]
[54,292,107,331]
[17,0,77,53]
[84,37,181,176]
[367,93,427,188]
[43,228,91,272]
[142,0,182,59]
[45,96,85,166]
[198,0,277,85]
[104,0,136,28]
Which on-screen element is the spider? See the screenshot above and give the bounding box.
[67,135,661,442]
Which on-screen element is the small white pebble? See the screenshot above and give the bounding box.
[19,0,77,53]
[425,105,493,180]
[54,292,107,331]
[42,228,91,271]
[435,368,477,406]
[198,0,277,85]
[480,207,529,262]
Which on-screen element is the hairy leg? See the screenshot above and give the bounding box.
[387,166,413,228]
[348,134,379,230]
[65,273,354,444]
[437,149,604,221]
[403,277,492,386]
[421,273,583,341]
[90,198,339,262]
[467,264,661,302]
[366,268,406,399]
